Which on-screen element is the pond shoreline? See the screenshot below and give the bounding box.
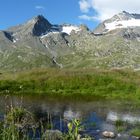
[0,68,140,139]
[0,95,140,140]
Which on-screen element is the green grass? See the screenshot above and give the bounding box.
[115,120,127,132]
[0,107,34,140]
[0,68,140,102]
[0,106,93,140]
[131,128,140,138]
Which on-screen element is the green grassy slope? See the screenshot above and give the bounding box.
[0,68,140,102]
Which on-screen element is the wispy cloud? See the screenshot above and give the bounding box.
[79,0,91,13]
[79,15,98,21]
[79,0,140,21]
[35,5,45,10]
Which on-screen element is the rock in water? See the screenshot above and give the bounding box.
[43,130,62,140]
[102,131,115,138]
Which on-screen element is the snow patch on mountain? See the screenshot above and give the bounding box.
[62,26,81,35]
[13,39,17,43]
[40,32,59,38]
[40,25,81,38]
[105,19,140,31]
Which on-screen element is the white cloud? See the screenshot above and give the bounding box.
[79,0,91,13]
[35,6,45,10]
[79,15,98,21]
[79,0,140,21]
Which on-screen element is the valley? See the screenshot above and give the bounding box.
[0,11,140,140]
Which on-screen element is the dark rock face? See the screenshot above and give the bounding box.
[32,15,52,36]
[132,13,140,19]
[3,31,13,42]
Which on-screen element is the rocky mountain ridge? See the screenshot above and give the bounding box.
[94,11,140,34]
[0,11,140,71]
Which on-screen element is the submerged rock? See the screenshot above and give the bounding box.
[132,136,140,140]
[43,130,62,140]
[102,131,115,138]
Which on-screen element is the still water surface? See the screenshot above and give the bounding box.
[0,95,140,140]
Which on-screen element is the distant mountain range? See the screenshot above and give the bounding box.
[0,11,140,71]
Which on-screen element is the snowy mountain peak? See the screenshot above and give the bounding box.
[26,15,51,26]
[25,15,52,36]
[99,11,140,32]
[104,12,140,32]
[94,11,140,34]
[107,11,137,23]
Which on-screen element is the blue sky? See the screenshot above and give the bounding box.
[0,0,99,30]
[0,0,140,30]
